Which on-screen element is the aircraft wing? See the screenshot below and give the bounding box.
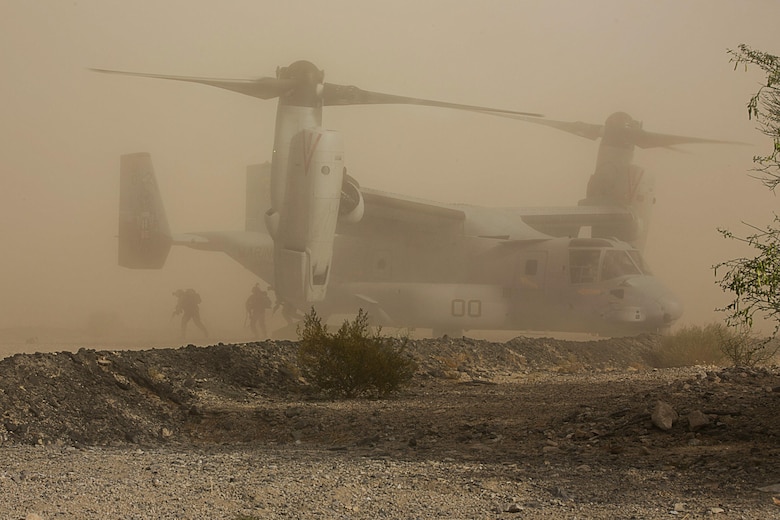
[511,206,636,238]
[340,188,599,242]
[341,187,467,234]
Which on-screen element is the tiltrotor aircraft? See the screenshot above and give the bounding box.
[94,60,730,337]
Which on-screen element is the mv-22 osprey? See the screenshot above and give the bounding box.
[94,60,729,337]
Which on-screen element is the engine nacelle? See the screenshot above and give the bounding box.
[579,112,656,250]
[273,128,344,305]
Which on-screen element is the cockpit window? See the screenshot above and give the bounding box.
[627,250,651,275]
[601,250,641,280]
[569,247,648,284]
[569,249,601,283]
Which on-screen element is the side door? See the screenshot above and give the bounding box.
[510,250,548,328]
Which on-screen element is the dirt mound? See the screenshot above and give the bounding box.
[1,334,778,477]
[3,336,780,518]
[414,334,660,377]
[0,341,300,446]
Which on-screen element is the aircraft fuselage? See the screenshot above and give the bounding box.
[316,230,681,336]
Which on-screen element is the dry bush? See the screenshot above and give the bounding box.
[650,323,726,368]
[297,308,417,398]
[553,352,587,373]
[717,323,779,367]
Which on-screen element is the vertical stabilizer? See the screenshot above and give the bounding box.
[118,153,172,268]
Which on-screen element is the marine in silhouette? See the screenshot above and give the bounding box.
[172,288,208,339]
[245,283,272,338]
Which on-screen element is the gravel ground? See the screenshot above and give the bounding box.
[1,440,776,519]
[0,336,779,519]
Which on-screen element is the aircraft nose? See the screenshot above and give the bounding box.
[619,276,683,329]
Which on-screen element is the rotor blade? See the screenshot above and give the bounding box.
[634,131,745,149]
[480,111,748,148]
[480,113,604,140]
[90,68,297,100]
[322,82,543,117]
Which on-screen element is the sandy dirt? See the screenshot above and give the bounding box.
[1,335,779,518]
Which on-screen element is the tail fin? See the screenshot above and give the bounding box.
[118,153,172,268]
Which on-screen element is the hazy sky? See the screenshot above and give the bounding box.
[1,0,779,340]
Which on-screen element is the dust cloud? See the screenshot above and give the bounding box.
[1,1,778,350]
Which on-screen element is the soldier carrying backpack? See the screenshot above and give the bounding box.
[172,288,209,340]
[245,283,272,338]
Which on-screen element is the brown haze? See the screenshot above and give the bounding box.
[1,0,779,349]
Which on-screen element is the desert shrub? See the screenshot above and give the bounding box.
[650,323,726,367]
[554,352,586,374]
[717,323,779,367]
[297,308,417,398]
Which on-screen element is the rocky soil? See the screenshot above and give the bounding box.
[1,334,780,519]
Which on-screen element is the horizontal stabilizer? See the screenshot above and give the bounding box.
[246,162,272,232]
